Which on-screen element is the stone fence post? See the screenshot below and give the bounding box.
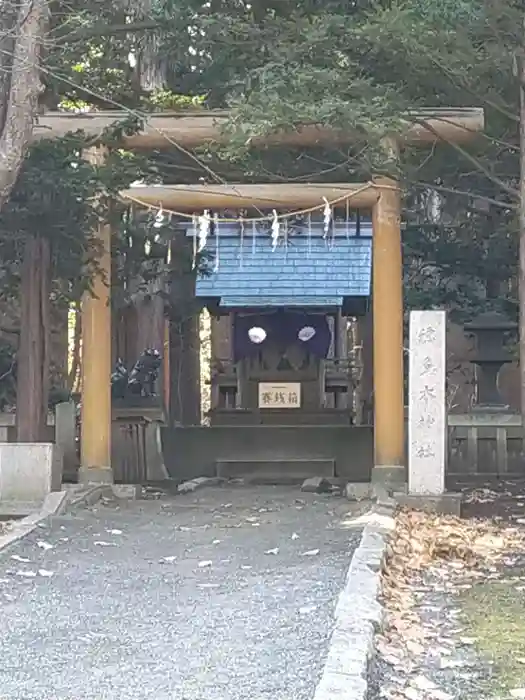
[55,401,77,477]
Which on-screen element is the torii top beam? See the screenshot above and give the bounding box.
[33,107,484,150]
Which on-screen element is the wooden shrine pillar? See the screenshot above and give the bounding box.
[79,147,112,484]
[371,176,405,488]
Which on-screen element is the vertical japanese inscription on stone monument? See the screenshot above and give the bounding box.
[409,311,446,494]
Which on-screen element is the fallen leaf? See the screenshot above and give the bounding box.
[299,605,317,614]
[410,675,437,691]
[439,659,463,669]
[406,640,425,655]
[430,690,453,700]
[384,655,403,666]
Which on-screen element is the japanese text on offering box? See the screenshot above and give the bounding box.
[258,382,301,409]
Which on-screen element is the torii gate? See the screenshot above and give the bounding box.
[34,107,484,487]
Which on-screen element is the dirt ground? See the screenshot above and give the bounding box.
[370,479,525,700]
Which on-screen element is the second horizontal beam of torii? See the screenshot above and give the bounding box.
[33,107,484,150]
[120,182,381,212]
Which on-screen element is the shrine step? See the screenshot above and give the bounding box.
[216,458,335,484]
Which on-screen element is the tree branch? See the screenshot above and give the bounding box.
[410,180,516,210]
[53,20,161,45]
[417,119,520,200]
[428,55,519,124]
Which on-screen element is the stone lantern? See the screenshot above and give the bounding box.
[464,311,517,410]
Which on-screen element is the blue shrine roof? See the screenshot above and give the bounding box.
[188,219,372,309]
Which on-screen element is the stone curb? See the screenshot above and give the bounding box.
[313,503,396,700]
[0,490,69,552]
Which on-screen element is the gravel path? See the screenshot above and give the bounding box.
[0,485,365,700]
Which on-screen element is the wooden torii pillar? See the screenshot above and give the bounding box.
[34,109,484,484]
[79,146,112,483]
[372,176,404,487]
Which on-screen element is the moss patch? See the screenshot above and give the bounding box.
[460,579,525,695]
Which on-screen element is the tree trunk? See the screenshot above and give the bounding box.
[16,236,51,442]
[520,48,525,427]
[169,315,201,425]
[126,0,167,95]
[167,232,201,426]
[67,304,82,394]
[135,285,165,357]
[0,0,49,210]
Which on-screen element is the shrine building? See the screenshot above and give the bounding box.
[164,213,374,482]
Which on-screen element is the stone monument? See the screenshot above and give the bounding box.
[408,310,446,494]
[395,310,461,514]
